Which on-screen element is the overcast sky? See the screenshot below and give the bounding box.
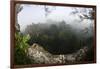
[17,4,93,31]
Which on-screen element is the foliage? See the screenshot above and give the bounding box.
[14,32,33,65]
[24,21,82,54]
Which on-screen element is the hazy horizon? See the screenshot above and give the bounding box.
[17,4,93,31]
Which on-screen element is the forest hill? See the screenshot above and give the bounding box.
[15,20,94,65]
[23,20,93,55]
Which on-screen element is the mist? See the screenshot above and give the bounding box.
[17,4,94,33]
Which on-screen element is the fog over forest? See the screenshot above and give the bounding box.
[15,4,95,64]
[17,4,94,52]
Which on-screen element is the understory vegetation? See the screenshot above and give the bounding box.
[14,32,34,65]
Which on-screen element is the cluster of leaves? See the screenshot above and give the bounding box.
[14,32,33,65]
[23,21,83,54]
